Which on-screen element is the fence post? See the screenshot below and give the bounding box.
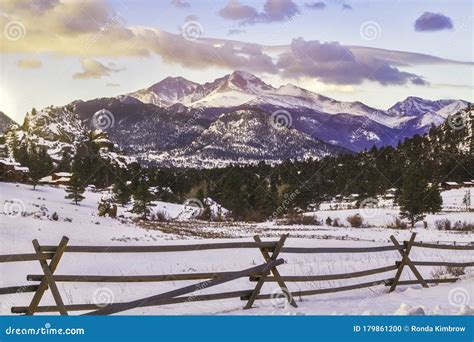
[389,233,427,292]
[28,237,69,316]
[244,234,292,309]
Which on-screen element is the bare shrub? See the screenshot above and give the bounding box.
[434,219,451,230]
[151,210,169,222]
[346,214,364,228]
[431,266,465,279]
[387,217,408,230]
[280,210,321,225]
[453,221,474,231]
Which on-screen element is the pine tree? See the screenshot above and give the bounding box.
[112,180,132,206]
[130,183,155,219]
[65,174,85,205]
[398,170,429,227]
[56,151,72,172]
[425,184,442,214]
[28,145,53,189]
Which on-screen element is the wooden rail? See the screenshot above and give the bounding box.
[38,241,278,253]
[1,233,472,315]
[409,241,474,250]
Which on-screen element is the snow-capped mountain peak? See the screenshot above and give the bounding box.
[222,70,275,94]
[387,96,457,117]
[129,76,200,107]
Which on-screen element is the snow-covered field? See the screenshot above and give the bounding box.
[0,183,472,316]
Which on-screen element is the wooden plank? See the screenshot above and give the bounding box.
[0,285,39,295]
[0,253,55,263]
[385,278,458,286]
[39,241,278,253]
[410,242,474,250]
[12,290,255,314]
[83,258,284,315]
[242,279,393,300]
[280,245,402,254]
[251,265,399,282]
[26,237,69,315]
[27,271,251,283]
[411,261,474,267]
[30,238,68,316]
[390,233,428,292]
[253,235,297,308]
[389,233,414,292]
[244,235,288,310]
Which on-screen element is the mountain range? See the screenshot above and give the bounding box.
[1,71,470,168]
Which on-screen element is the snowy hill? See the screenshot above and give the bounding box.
[4,106,133,168]
[0,182,473,316]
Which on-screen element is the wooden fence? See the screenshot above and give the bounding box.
[0,233,472,316]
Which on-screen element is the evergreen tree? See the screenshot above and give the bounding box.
[56,150,72,172]
[398,170,429,227]
[28,145,53,189]
[112,180,132,206]
[65,174,85,205]
[425,184,442,214]
[130,183,155,219]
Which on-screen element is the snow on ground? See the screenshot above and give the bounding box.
[0,182,472,316]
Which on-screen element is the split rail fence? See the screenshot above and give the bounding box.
[0,233,472,315]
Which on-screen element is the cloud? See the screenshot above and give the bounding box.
[228,28,246,35]
[218,0,299,25]
[218,1,260,22]
[73,59,123,79]
[171,0,190,8]
[184,14,199,22]
[342,4,352,11]
[17,58,42,69]
[276,38,427,86]
[106,83,120,87]
[305,2,326,10]
[1,0,60,14]
[1,0,469,88]
[263,0,299,22]
[414,12,453,32]
[153,31,277,74]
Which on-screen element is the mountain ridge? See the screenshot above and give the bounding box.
[2,71,470,169]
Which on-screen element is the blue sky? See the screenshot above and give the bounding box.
[1,0,473,122]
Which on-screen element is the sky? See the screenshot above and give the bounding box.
[0,0,473,123]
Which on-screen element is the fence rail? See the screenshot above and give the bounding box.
[1,233,472,315]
